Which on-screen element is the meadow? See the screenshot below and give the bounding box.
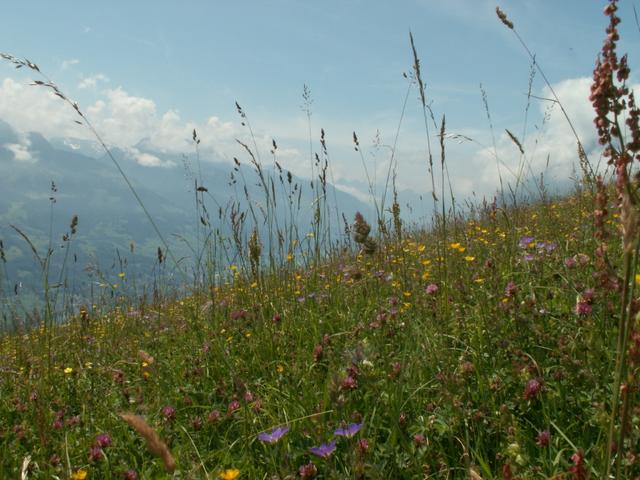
[1,2,639,478]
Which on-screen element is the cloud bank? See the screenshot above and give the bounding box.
[0,73,617,201]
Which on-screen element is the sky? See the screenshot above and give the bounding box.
[1,0,639,204]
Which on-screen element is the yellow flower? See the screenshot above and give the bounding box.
[118,272,125,278]
[64,367,74,375]
[464,256,475,262]
[635,274,640,285]
[220,469,240,480]
[71,469,88,480]
[277,364,284,373]
[450,242,461,250]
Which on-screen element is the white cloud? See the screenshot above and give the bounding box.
[0,71,618,192]
[334,183,374,204]
[78,73,109,89]
[451,76,611,199]
[61,59,79,70]
[5,139,35,163]
[0,78,81,138]
[127,147,175,168]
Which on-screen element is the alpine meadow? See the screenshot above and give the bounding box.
[2,1,640,478]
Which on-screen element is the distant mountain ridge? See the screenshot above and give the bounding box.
[0,119,379,306]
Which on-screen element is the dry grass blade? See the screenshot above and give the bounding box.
[20,455,31,480]
[505,129,525,154]
[120,413,176,473]
[409,31,426,108]
[468,467,483,480]
[10,225,44,269]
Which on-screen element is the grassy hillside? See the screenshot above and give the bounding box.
[0,186,630,479]
[1,1,640,478]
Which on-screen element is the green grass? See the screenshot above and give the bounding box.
[1,2,640,478]
[0,187,632,478]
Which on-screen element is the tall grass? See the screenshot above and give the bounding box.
[0,1,638,478]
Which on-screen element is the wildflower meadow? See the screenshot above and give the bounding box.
[1,1,640,478]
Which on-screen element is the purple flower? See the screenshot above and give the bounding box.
[227,399,241,415]
[564,256,577,268]
[357,438,369,454]
[504,281,517,297]
[425,283,439,295]
[522,254,536,262]
[334,422,362,438]
[536,430,551,447]
[414,433,427,446]
[258,426,289,443]
[123,469,138,480]
[207,410,221,423]
[575,300,593,316]
[523,378,542,400]
[88,445,104,462]
[94,433,112,448]
[309,440,337,458]
[519,236,535,248]
[161,405,176,421]
[341,375,357,390]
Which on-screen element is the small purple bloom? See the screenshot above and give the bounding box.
[123,469,138,480]
[258,426,289,443]
[425,283,439,295]
[94,433,112,448]
[519,236,535,248]
[309,440,337,458]
[504,281,517,297]
[575,300,592,316]
[161,405,176,421]
[522,253,536,262]
[536,430,551,447]
[334,422,362,438]
[523,378,542,400]
[414,433,427,446]
[564,256,577,268]
[357,438,369,453]
[227,399,241,414]
[88,445,104,462]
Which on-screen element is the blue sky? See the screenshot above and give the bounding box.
[1,0,639,201]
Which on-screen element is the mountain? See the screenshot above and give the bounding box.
[0,120,376,308]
